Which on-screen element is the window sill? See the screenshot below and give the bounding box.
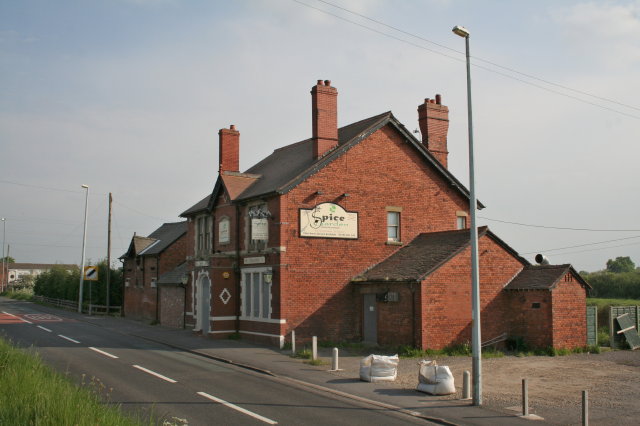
[386,241,403,246]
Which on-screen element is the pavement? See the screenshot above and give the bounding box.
[12,300,545,425]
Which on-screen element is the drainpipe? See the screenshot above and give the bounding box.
[120,258,125,316]
[412,282,417,348]
[235,204,241,334]
[155,256,160,323]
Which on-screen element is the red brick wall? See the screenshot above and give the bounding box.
[279,124,470,343]
[506,291,553,348]
[420,234,524,350]
[552,273,587,349]
[123,233,187,323]
[376,286,418,346]
[219,126,240,173]
[159,285,185,328]
[311,80,338,159]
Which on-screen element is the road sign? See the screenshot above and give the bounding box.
[84,266,98,281]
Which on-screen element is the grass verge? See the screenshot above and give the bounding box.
[0,335,142,425]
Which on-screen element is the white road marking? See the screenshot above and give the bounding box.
[37,325,52,332]
[132,365,177,383]
[89,347,119,359]
[197,391,278,424]
[2,311,17,316]
[58,334,80,344]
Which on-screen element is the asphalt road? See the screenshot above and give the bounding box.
[0,298,434,425]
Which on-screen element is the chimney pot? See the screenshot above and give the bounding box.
[219,125,240,173]
[311,80,339,159]
[418,94,450,168]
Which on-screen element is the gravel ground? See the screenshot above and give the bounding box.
[317,349,640,425]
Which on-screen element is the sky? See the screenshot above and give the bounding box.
[1,0,639,273]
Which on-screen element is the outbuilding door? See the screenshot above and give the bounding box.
[363,294,377,343]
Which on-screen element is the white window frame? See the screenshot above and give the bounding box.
[386,208,401,243]
[240,267,272,321]
[456,211,468,230]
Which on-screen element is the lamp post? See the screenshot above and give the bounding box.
[78,185,89,313]
[1,217,5,292]
[452,24,482,406]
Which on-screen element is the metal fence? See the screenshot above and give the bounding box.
[32,295,121,316]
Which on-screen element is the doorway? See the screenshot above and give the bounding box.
[197,275,211,334]
[363,293,377,344]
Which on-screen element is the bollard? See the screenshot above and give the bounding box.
[331,347,339,370]
[522,379,529,417]
[312,336,318,360]
[582,390,588,426]
[291,330,296,355]
[462,371,471,400]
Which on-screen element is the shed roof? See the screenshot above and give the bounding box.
[352,227,526,283]
[157,262,187,285]
[504,264,591,291]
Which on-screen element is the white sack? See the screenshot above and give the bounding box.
[359,354,399,382]
[416,360,455,395]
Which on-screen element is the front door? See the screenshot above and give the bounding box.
[198,275,211,334]
[363,294,377,344]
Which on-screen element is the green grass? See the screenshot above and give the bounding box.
[587,297,640,308]
[1,288,34,300]
[0,336,143,425]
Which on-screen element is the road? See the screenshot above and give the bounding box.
[0,298,433,425]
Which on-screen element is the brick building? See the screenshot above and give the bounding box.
[121,221,187,323]
[173,80,590,350]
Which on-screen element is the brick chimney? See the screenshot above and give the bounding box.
[311,80,338,159]
[218,124,239,173]
[418,94,449,168]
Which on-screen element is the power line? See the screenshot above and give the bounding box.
[313,0,640,113]
[113,200,176,222]
[541,241,640,257]
[480,216,640,232]
[291,0,640,120]
[521,235,640,255]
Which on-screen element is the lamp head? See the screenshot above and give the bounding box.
[81,184,89,189]
[452,25,470,38]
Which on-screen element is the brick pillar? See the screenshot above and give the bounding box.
[418,94,449,168]
[219,125,240,173]
[311,80,338,159]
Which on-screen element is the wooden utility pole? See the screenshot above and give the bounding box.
[106,193,112,313]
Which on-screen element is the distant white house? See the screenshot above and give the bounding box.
[5,263,77,283]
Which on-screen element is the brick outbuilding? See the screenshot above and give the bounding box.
[121,221,187,323]
[173,80,590,350]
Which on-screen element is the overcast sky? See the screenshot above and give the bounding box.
[1,0,639,272]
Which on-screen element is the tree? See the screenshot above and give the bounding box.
[0,256,15,264]
[606,256,636,273]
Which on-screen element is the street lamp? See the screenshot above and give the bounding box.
[78,185,89,313]
[1,217,5,292]
[452,24,482,406]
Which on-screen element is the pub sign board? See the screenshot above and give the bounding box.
[299,202,358,239]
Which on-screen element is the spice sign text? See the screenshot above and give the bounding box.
[299,203,358,239]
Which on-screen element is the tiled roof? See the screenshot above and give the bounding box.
[353,227,489,282]
[221,172,260,200]
[181,194,211,216]
[186,110,481,210]
[157,262,187,285]
[139,222,187,256]
[504,264,591,291]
